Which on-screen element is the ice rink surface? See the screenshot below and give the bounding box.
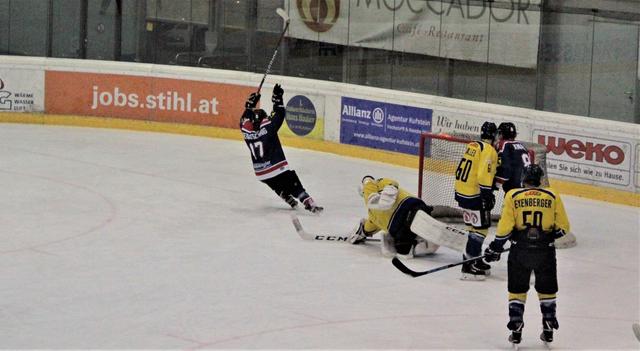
[0,124,638,350]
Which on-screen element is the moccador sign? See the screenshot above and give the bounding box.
[296,0,539,33]
[289,0,541,68]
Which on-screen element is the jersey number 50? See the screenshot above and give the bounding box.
[523,210,543,227]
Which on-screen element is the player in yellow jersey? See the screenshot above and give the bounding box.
[454,121,498,280]
[348,176,437,258]
[483,164,571,346]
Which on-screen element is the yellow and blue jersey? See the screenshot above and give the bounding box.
[454,140,498,208]
[496,187,570,241]
[361,177,418,234]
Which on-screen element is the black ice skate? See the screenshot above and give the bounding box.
[474,259,491,276]
[509,322,524,345]
[540,319,557,343]
[305,204,324,214]
[302,197,323,214]
[461,259,487,281]
[279,192,298,209]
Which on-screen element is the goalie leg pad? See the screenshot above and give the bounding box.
[409,210,468,252]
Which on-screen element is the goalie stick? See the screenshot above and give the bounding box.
[391,249,510,277]
[291,214,380,243]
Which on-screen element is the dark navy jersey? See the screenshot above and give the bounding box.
[495,140,533,194]
[240,105,289,180]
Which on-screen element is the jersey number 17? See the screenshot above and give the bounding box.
[249,141,264,159]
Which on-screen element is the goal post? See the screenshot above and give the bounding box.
[418,131,576,248]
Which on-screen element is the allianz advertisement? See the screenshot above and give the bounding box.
[340,96,432,155]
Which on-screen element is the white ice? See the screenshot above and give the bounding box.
[0,124,638,350]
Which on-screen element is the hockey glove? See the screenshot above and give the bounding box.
[348,219,372,245]
[245,92,261,109]
[480,189,495,211]
[552,228,566,239]
[272,84,284,105]
[483,246,501,262]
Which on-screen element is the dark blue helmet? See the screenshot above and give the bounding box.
[523,164,544,187]
[480,121,497,142]
[498,122,517,140]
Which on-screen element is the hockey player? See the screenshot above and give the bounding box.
[483,164,570,346]
[240,84,322,213]
[348,176,437,258]
[495,122,532,194]
[454,121,498,280]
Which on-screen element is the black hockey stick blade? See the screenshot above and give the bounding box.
[392,249,510,278]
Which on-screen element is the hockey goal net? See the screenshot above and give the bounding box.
[418,132,576,248]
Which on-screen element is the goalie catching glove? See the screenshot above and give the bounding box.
[348,218,377,244]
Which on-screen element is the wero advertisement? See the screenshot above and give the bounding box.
[340,97,432,155]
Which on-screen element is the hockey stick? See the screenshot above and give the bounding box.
[633,322,640,342]
[291,214,380,243]
[392,249,510,277]
[256,8,290,94]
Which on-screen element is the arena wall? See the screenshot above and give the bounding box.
[0,56,637,206]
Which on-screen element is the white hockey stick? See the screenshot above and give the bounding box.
[410,210,468,252]
[256,8,290,94]
[291,214,380,243]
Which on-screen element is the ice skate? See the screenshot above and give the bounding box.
[460,259,487,281]
[473,258,491,276]
[508,322,524,349]
[540,319,557,345]
[303,197,323,214]
[279,192,298,209]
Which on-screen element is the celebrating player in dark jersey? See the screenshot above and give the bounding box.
[483,164,570,346]
[495,122,533,194]
[240,84,322,213]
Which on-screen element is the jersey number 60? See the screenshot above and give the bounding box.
[455,159,472,182]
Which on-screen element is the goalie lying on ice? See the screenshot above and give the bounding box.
[348,176,439,258]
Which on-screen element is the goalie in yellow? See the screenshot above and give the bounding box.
[454,121,499,280]
[347,176,438,258]
[483,164,571,346]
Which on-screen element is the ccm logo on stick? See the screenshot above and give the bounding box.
[537,135,626,165]
[314,235,348,241]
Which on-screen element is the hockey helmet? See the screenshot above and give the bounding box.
[480,121,497,142]
[497,122,517,140]
[523,164,544,187]
[358,175,375,197]
[361,175,375,184]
